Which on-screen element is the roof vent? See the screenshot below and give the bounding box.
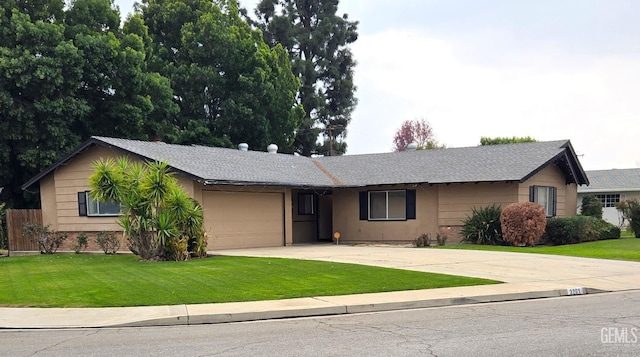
[406,142,418,151]
[238,143,249,151]
[267,144,278,154]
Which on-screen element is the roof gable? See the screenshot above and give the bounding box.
[314,140,588,186]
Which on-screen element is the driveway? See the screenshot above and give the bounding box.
[218,244,640,292]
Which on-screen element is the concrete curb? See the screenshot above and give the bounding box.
[0,287,608,329]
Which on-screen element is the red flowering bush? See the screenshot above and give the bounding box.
[500,202,547,246]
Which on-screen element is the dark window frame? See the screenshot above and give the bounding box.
[78,191,121,217]
[297,193,315,215]
[529,185,557,217]
[359,189,416,221]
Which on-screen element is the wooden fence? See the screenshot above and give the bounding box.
[6,209,41,253]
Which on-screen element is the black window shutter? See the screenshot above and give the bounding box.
[359,191,368,220]
[529,186,536,202]
[551,187,557,216]
[78,192,87,216]
[406,189,416,220]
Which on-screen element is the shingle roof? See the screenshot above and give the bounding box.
[315,140,586,186]
[578,169,640,193]
[21,137,589,190]
[92,137,336,187]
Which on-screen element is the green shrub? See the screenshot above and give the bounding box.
[592,218,621,240]
[580,195,603,219]
[461,204,503,245]
[72,232,89,254]
[545,216,604,245]
[166,236,190,261]
[95,231,120,255]
[22,223,67,254]
[500,202,546,246]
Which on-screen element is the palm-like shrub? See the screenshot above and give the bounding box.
[88,158,205,261]
[500,202,546,247]
[461,204,503,245]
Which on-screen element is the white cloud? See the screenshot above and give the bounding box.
[347,26,640,170]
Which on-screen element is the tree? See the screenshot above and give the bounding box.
[0,0,177,208]
[88,158,206,261]
[480,136,537,145]
[580,195,603,219]
[616,199,640,238]
[140,0,303,150]
[392,119,442,152]
[253,0,358,156]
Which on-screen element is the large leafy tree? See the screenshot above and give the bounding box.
[0,0,177,208]
[140,0,303,149]
[253,0,358,156]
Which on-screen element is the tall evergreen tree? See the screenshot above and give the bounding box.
[140,0,303,149]
[253,0,358,156]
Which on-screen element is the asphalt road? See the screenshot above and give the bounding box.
[1,290,639,357]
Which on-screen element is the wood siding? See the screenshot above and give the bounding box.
[518,165,573,217]
[437,182,519,227]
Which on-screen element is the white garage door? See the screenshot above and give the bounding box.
[203,191,284,249]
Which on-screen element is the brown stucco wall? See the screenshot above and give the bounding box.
[332,184,438,243]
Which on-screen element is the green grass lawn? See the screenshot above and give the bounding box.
[0,254,499,308]
[439,237,640,262]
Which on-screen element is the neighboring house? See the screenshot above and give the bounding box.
[21,137,588,250]
[577,168,640,226]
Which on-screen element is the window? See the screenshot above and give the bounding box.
[594,194,621,208]
[359,189,416,221]
[529,186,557,217]
[78,192,121,216]
[298,193,315,215]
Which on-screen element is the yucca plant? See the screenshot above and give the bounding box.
[461,204,503,245]
[88,158,205,261]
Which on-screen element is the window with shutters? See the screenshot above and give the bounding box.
[529,186,557,217]
[368,190,407,220]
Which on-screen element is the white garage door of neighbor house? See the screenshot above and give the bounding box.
[203,191,284,250]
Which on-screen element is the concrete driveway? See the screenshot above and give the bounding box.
[218,244,640,292]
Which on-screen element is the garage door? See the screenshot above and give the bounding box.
[203,191,284,249]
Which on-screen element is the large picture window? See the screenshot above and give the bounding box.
[368,190,407,220]
[529,185,557,217]
[78,192,121,216]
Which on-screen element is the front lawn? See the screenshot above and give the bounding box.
[439,237,640,262]
[0,254,499,307]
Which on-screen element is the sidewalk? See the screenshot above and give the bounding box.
[2,245,640,329]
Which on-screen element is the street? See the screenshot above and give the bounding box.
[1,290,639,356]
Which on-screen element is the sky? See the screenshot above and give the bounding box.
[113,0,640,170]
